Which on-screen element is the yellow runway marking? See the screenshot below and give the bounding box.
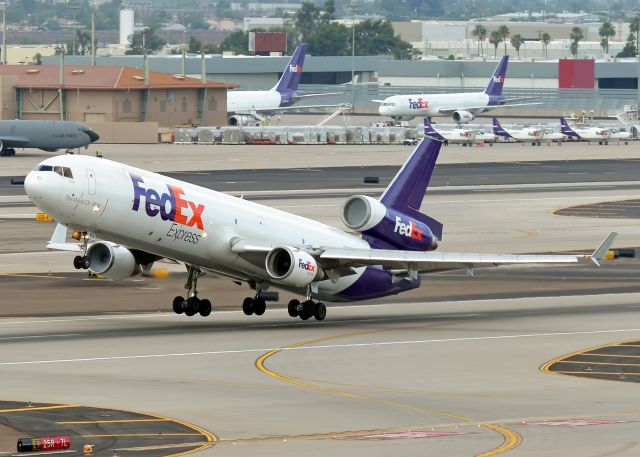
[58,418,169,424]
[256,330,521,456]
[583,353,640,358]
[555,371,640,376]
[82,434,203,438]
[0,404,80,413]
[552,360,640,367]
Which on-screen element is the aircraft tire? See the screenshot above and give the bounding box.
[242,297,254,315]
[199,299,212,317]
[604,140,609,145]
[73,256,83,269]
[173,296,185,314]
[253,297,266,316]
[80,256,90,269]
[185,297,199,316]
[300,312,310,321]
[314,303,326,321]
[288,299,300,317]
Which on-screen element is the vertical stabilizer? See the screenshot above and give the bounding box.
[380,137,443,239]
[560,116,580,138]
[484,55,509,96]
[492,117,511,138]
[423,117,445,141]
[273,43,308,93]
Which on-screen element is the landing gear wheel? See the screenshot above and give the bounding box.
[288,299,300,317]
[173,296,185,314]
[253,297,266,316]
[80,256,90,269]
[242,297,255,315]
[314,302,326,321]
[184,297,199,317]
[199,299,212,317]
[604,140,609,145]
[73,256,83,269]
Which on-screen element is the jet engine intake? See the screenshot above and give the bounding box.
[228,115,255,126]
[265,246,321,287]
[451,110,474,124]
[86,241,141,280]
[341,195,387,231]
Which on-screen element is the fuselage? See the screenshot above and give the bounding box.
[0,120,99,151]
[379,92,495,119]
[24,155,419,301]
[498,127,544,142]
[227,90,287,113]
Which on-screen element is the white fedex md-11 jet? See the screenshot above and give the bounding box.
[24,139,616,321]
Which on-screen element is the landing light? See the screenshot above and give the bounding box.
[92,204,100,212]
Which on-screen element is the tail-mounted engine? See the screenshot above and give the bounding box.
[265,246,322,287]
[342,195,438,251]
[86,241,141,280]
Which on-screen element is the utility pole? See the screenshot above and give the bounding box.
[1,2,6,65]
[348,0,359,111]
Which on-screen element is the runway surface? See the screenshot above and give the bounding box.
[1,143,639,456]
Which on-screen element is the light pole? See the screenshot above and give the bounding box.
[1,2,6,65]
[348,1,359,111]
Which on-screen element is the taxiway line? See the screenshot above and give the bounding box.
[0,404,80,413]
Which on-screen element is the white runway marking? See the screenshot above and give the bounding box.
[1,328,640,367]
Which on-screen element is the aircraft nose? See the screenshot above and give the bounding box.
[85,129,100,143]
[24,171,41,200]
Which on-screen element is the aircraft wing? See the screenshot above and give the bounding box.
[319,232,617,273]
[0,136,31,148]
[438,102,542,114]
[294,92,344,99]
[234,103,351,116]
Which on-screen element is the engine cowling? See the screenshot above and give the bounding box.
[228,115,255,126]
[265,246,321,287]
[451,110,474,124]
[86,241,141,280]
[341,195,439,251]
[342,195,387,231]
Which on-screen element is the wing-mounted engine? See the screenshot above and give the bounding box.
[451,110,474,124]
[342,195,438,251]
[228,115,256,126]
[86,241,142,280]
[265,246,323,287]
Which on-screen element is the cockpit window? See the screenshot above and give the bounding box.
[38,165,53,172]
[42,165,73,178]
[63,167,73,178]
[54,166,64,176]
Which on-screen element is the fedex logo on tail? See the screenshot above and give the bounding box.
[493,75,505,84]
[130,174,205,230]
[394,216,423,240]
[289,64,301,73]
[409,98,429,110]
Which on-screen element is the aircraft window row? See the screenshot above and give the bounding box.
[37,164,73,178]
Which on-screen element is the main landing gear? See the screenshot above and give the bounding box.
[287,298,326,321]
[173,265,212,317]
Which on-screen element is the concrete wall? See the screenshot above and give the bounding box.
[88,122,158,143]
[0,76,17,120]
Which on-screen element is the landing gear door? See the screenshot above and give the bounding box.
[87,169,96,195]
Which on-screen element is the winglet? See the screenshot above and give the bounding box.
[588,232,617,266]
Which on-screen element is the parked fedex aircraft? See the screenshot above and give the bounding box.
[0,120,99,157]
[560,117,613,144]
[492,117,544,145]
[376,55,537,124]
[540,128,565,143]
[24,140,615,321]
[423,118,489,146]
[227,43,343,125]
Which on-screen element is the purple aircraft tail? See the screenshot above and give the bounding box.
[492,117,511,138]
[560,116,579,137]
[273,43,308,94]
[423,117,445,141]
[484,55,509,96]
[379,137,443,240]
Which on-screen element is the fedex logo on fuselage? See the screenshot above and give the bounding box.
[130,174,205,230]
[298,259,315,272]
[408,98,429,110]
[289,64,301,73]
[394,216,423,240]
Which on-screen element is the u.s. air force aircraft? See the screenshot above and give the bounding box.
[24,139,616,321]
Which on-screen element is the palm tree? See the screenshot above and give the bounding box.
[631,13,640,57]
[569,26,584,58]
[541,32,551,58]
[498,25,509,55]
[598,21,615,55]
[472,24,487,57]
[510,33,524,59]
[489,30,502,59]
